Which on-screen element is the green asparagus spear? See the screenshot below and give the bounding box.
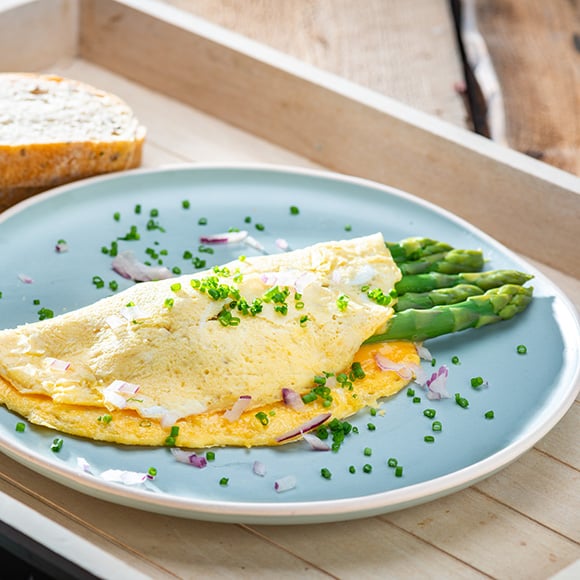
[366,284,534,343]
[398,249,485,275]
[386,238,453,263]
[395,269,533,295]
[394,284,484,311]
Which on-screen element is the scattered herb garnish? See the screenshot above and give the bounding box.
[51,437,64,452]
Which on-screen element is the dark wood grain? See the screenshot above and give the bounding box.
[474,0,579,175]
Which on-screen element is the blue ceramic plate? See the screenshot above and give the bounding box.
[0,165,578,524]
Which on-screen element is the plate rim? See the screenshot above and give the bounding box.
[1,162,578,524]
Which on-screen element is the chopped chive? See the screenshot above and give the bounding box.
[183,250,193,260]
[170,425,180,437]
[351,362,365,380]
[98,414,112,424]
[517,344,527,355]
[164,298,174,309]
[367,423,376,431]
[109,280,119,291]
[424,435,435,443]
[198,217,207,226]
[182,200,190,209]
[148,466,158,477]
[206,451,216,461]
[150,208,159,217]
[92,275,105,289]
[170,282,182,292]
[395,465,403,477]
[134,204,141,214]
[321,467,332,480]
[431,358,437,367]
[362,464,372,473]
[344,224,352,232]
[412,396,421,404]
[113,211,121,221]
[485,410,495,419]
[470,376,484,388]
[454,393,469,408]
[219,477,229,486]
[15,422,25,432]
[363,447,372,456]
[172,266,182,275]
[51,437,64,452]
[423,408,436,419]
[451,355,460,365]
[432,421,442,432]
[370,407,377,417]
[255,411,269,425]
[244,216,252,223]
[33,298,40,305]
[336,294,350,311]
[387,458,398,468]
[406,388,415,397]
[255,223,265,231]
[290,206,300,215]
[38,307,54,320]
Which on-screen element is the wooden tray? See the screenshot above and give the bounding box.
[0,1,578,578]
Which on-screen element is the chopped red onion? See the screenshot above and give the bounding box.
[275,238,290,251]
[223,395,252,422]
[76,457,93,475]
[46,357,71,371]
[120,304,148,322]
[103,380,140,409]
[375,353,427,385]
[18,273,34,284]
[170,448,208,468]
[415,342,433,362]
[424,365,451,400]
[282,388,305,410]
[303,432,331,451]
[244,235,268,254]
[274,475,297,493]
[275,412,331,443]
[112,250,174,282]
[252,460,267,476]
[100,469,148,485]
[200,230,248,244]
[55,241,69,253]
[260,270,316,293]
[374,354,414,380]
[105,314,126,329]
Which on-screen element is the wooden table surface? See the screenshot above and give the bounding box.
[161,0,579,177]
[0,1,578,579]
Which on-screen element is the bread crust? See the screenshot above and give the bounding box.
[0,73,146,194]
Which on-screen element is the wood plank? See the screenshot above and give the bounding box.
[77,0,580,278]
[250,518,487,579]
[57,59,320,170]
[0,456,329,578]
[158,0,468,128]
[535,403,580,468]
[385,487,580,579]
[0,0,78,71]
[475,449,580,542]
[473,0,579,176]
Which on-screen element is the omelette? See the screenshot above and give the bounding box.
[0,233,420,447]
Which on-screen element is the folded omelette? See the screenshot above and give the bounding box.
[0,233,419,447]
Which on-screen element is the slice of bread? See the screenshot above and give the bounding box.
[0,73,146,208]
